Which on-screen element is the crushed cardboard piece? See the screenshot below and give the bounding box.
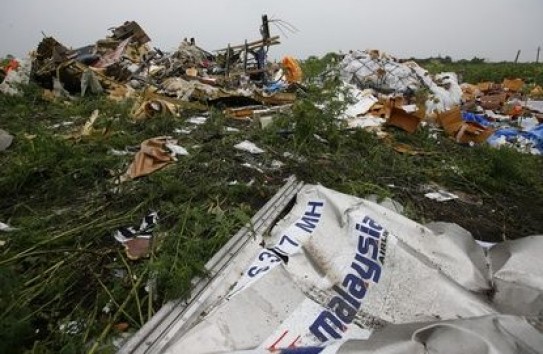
[460,83,482,101]
[386,107,422,133]
[477,81,502,93]
[502,78,524,92]
[122,137,176,181]
[437,107,494,144]
[530,85,543,97]
[479,93,507,110]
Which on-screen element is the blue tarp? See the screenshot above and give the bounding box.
[462,112,491,127]
[488,123,543,154]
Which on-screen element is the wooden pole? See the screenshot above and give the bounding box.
[261,15,270,44]
[537,47,541,63]
[514,50,521,63]
[225,43,231,78]
[243,40,248,73]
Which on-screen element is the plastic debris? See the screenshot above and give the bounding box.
[0,58,30,96]
[425,190,460,202]
[234,140,265,154]
[0,221,17,232]
[28,17,300,113]
[524,100,543,114]
[113,211,158,260]
[165,142,189,158]
[342,86,378,118]
[58,320,82,335]
[488,124,543,155]
[0,129,14,151]
[109,148,135,156]
[187,116,208,125]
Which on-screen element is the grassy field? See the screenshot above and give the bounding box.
[424,60,543,86]
[1,59,543,353]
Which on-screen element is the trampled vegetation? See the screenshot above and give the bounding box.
[1,58,542,353]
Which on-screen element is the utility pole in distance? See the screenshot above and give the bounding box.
[537,46,541,63]
[514,50,521,63]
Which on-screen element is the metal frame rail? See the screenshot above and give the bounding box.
[119,176,303,353]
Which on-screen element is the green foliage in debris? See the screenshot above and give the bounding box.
[299,52,340,82]
[1,60,543,352]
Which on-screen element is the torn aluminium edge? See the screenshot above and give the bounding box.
[119,175,304,354]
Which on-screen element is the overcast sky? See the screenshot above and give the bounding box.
[1,0,542,62]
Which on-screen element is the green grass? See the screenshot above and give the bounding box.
[423,61,543,86]
[1,58,543,352]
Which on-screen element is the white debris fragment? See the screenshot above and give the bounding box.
[59,320,82,335]
[0,59,30,96]
[187,116,207,125]
[313,134,328,143]
[425,190,459,202]
[109,148,134,156]
[402,104,418,113]
[102,301,112,314]
[165,142,189,157]
[270,160,285,169]
[174,128,193,135]
[485,110,510,122]
[524,100,543,114]
[347,116,386,129]
[0,222,16,232]
[518,116,539,130]
[476,240,496,250]
[342,86,378,118]
[234,140,265,154]
[50,121,74,129]
[241,163,264,173]
[283,151,307,163]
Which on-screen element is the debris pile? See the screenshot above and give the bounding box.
[28,17,301,119]
[3,22,542,154]
[336,49,543,154]
[0,56,30,95]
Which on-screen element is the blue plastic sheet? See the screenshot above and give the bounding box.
[462,112,491,127]
[488,123,543,154]
[264,80,288,94]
